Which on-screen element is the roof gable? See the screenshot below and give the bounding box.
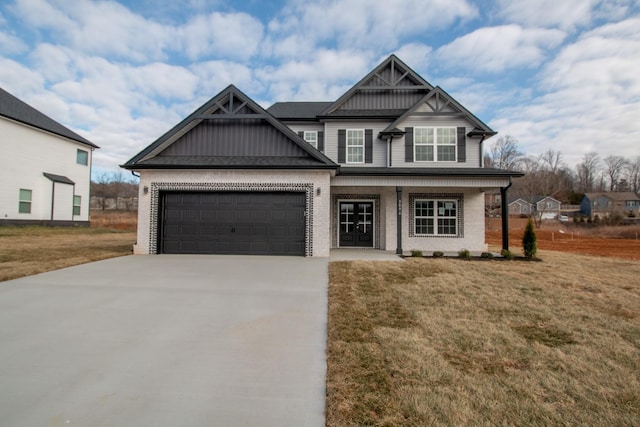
[320,55,433,117]
[0,87,98,148]
[123,85,336,169]
[382,86,496,136]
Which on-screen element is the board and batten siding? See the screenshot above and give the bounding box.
[391,117,483,168]
[323,121,388,167]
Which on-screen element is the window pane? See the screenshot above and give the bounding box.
[437,128,456,144]
[19,189,32,201]
[415,218,434,235]
[19,202,31,214]
[437,145,456,161]
[77,149,88,165]
[415,145,434,161]
[438,218,457,235]
[415,128,433,144]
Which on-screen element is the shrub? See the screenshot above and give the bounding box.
[458,249,471,259]
[410,249,423,257]
[500,249,514,260]
[432,251,444,258]
[480,252,494,259]
[522,217,537,259]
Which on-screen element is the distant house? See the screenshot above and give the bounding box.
[508,195,561,219]
[533,196,561,220]
[581,192,640,217]
[0,88,99,225]
[508,198,533,216]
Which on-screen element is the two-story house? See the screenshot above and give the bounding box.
[581,192,640,218]
[0,88,98,226]
[122,55,522,256]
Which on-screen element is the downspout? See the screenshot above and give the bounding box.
[396,186,403,255]
[500,176,513,251]
[478,135,486,167]
[388,136,393,167]
[50,181,56,221]
[131,171,140,178]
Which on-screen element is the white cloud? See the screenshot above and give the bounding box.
[391,43,432,72]
[491,18,640,166]
[266,0,477,58]
[255,49,372,101]
[0,58,45,96]
[0,31,28,54]
[496,0,596,30]
[178,12,264,61]
[436,25,566,73]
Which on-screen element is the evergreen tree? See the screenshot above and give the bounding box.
[522,217,537,259]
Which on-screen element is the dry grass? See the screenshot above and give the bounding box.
[327,251,640,426]
[90,209,138,230]
[0,226,135,282]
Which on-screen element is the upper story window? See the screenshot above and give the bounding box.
[346,129,364,164]
[303,131,318,148]
[626,200,638,208]
[77,149,88,165]
[19,189,32,214]
[414,127,456,162]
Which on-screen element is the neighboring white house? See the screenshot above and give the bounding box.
[508,198,533,216]
[0,88,99,225]
[123,55,522,256]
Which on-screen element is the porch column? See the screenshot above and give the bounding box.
[396,186,403,254]
[500,182,511,251]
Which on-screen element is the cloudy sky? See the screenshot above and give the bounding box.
[1,0,639,176]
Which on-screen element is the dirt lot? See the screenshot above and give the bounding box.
[487,217,640,261]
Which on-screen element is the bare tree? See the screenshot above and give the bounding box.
[575,152,600,193]
[539,149,565,173]
[603,155,628,192]
[485,135,523,170]
[626,156,640,194]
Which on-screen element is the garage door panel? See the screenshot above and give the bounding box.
[161,192,306,255]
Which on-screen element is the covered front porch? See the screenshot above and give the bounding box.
[329,173,516,254]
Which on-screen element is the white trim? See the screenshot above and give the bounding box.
[336,198,376,248]
[414,198,458,236]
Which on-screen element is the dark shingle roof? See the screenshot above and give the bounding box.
[0,87,98,148]
[43,172,75,185]
[267,102,332,120]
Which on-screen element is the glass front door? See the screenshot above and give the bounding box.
[339,202,374,247]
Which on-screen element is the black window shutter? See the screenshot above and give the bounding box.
[365,129,373,163]
[298,131,304,138]
[318,131,324,152]
[338,129,346,163]
[405,127,414,162]
[457,127,466,163]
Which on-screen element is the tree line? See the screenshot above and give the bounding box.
[90,171,139,210]
[485,136,640,204]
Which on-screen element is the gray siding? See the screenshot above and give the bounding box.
[159,120,308,158]
[323,121,389,167]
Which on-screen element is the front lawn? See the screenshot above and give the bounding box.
[0,226,135,282]
[327,251,640,426]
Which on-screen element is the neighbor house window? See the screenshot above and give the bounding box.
[303,131,318,148]
[414,127,456,162]
[19,189,32,214]
[346,129,364,163]
[414,199,458,236]
[626,200,637,208]
[73,195,81,216]
[77,149,88,165]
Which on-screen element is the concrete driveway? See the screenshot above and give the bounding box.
[0,255,328,427]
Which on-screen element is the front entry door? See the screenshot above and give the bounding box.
[339,202,374,247]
